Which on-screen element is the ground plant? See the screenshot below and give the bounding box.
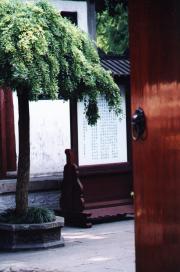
[0,0,121,221]
[0,207,55,224]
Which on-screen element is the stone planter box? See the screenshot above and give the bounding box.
[0,216,64,251]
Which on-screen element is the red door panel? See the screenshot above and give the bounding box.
[129,1,180,271]
[0,88,16,178]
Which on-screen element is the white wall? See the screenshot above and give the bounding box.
[49,0,88,33]
[14,95,70,176]
[14,1,88,176]
[24,0,88,33]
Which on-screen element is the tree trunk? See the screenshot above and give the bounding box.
[16,89,30,216]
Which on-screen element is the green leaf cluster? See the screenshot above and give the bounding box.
[96,3,128,56]
[0,0,121,124]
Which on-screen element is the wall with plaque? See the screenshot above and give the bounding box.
[65,75,134,225]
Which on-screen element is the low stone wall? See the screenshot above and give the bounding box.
[0,174,63,212]
[0,191,61,213]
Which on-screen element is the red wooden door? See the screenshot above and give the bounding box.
[129,1,180,271]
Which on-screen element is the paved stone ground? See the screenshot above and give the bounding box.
[0,220,135,272]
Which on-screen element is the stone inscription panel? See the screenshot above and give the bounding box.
[78,87,127,165]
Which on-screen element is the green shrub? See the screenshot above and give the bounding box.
[0,207,56,224]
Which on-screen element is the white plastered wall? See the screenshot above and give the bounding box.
[23,0,88,33]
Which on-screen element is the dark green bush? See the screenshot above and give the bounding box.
[0,207,56,224]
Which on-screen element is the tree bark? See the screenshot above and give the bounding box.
[16,89,30,216]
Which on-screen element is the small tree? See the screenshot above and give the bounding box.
[0,0,121,217]
[96,3,128,55]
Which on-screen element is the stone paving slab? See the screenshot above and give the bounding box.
[0,266,61,272]
[0,220,135,272]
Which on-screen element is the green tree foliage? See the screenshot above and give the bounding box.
[95,0,128,13]
[0,0,121,124]
[96,2,128,55]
